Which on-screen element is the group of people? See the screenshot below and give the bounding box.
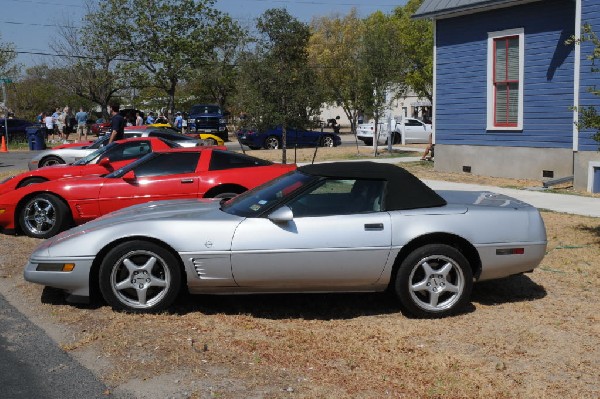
[38,107,89,143]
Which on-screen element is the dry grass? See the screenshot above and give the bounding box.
[0,147,599,398]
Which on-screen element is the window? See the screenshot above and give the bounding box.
[132,152,200,177]
[209,150,272,171]
[487,29,524,130]
[104,140,151,162]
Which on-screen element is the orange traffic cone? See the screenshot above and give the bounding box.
[0,136,7,152]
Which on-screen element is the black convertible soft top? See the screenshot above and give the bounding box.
[299,162,447,210]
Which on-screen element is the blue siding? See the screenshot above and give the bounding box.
[579,0,600,151]
[435,0,576,148]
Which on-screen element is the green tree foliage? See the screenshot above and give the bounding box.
[115,0,240,119]
[309,9,366,137]
[393,0,433,102]
[235,8,322,163]
[577,25,600,147]
[0,33,19,80]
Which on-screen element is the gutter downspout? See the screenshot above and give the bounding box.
[573,0,581,174]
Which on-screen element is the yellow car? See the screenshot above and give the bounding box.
[148,123,225,146]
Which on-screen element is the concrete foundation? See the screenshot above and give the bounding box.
[434,145,575,182]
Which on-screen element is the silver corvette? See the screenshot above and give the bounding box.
[24,162,547,318]
[28,128,206,169]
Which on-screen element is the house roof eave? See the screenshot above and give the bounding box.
[412,0,544,20]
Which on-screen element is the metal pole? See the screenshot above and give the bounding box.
[1,81,8,143]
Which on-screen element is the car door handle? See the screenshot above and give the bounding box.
[180,178,194,184]
[364,223,384,231]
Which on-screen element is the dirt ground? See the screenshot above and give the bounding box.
[0,148,599,398]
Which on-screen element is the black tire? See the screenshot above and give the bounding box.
[16,177,48,188]
[320,135,335,147]
[263,136,280,150]
[39,156,65,167]
[362,138,373,146]
[212,191,243,200]
[248,145,261,150]
[394,244,472,318]
[18,193,71,239]
[207,138,217,145]
[391,132,402,145]
[99,240,182,313]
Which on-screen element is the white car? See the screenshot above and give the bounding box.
[357,117,432,145]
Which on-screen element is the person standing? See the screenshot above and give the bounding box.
[135,112,143,126]
[44,112,54,142]
[108,104,126,143]
[57,107,68,142]
[145,112,155,125]
[174,112,183,131]
[75,107,89,142]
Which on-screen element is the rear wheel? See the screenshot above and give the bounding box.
[394,244,472,318]
[264,136,280,150]
[362,138,373,146]
[99,240,182,313]
[321,135,335,147]
[39,156,65,167]
[206,138,217,145]
[18,193,71,238]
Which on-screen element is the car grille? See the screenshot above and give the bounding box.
[194,117,219,129]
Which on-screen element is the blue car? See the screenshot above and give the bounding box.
[236,126,342,150]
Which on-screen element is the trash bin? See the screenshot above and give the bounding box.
[26,125,47,150]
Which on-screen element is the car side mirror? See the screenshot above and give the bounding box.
[123,170,136,181]
[98,157,111,167]
[268,206,293,223]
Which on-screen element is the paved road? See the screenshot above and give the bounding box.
[0,293,113,398]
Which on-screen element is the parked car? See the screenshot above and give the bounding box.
[187,104,229,142]
[148,123,225,146]
[1,148,295,239]
[237,126,342,150]
[0,137,181,194]
[357,117,432,145]
[0,118,35,142]
[28,127,210,169]
[22,161,547,317]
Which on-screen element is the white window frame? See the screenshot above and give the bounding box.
[487,28,525,131]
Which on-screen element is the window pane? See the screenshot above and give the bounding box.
[495,84,507,124]
[507,38,519,80]
[508,83,519,124]
[495,40,506,81]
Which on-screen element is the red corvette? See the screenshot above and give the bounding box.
[0,148,295,238]
[0,137,182,195]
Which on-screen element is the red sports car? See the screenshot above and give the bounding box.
[0,137,182,195]
[0,148,295,238]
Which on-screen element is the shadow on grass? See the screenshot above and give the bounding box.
[40,274,547,319]
[471,274,546,306]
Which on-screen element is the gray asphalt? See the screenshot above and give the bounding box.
[0,293,112,399]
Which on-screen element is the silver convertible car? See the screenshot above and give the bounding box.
[24,162,547,318]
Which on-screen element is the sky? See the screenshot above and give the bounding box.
[1,0,405,69]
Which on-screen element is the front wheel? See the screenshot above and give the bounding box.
[18,193,71,238]
[263,136,280,150]
[99,241,182,313]
[320,135,335,147]
[39,156,65,167]
[394,244,472,318]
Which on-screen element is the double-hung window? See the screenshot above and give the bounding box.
[487,28,524,130]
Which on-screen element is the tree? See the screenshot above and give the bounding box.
[235,9,322,163]
[53,0,132,120]
[575,25,600,147]
[393,0,433,102]
[0,33,21,117]
[359,11,404,155]
[116,0,239,119]
[309,10,367,139]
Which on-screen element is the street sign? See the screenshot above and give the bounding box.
[0,78,12,83]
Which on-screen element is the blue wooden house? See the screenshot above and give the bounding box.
[413,0,600,192]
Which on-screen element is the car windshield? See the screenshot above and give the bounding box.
[72,142,118,165]
[87,136,109,149]
[221,171,316,217]
[190,105,220,114]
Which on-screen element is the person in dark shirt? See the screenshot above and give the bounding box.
[109,104,126,143]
